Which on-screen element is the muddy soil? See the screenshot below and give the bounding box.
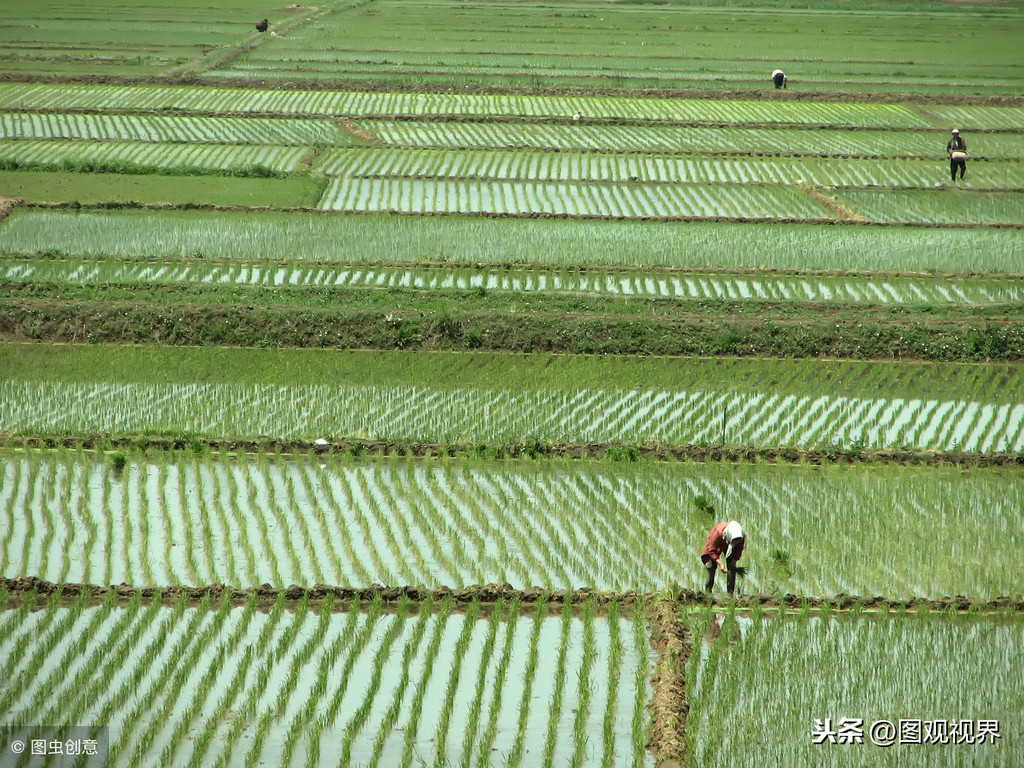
[7,434,1024,469]
[3,577,1021,614]
[2,73,1023,108]
[647,599,690,767]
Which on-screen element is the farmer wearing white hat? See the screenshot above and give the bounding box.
[947,129,967,181]
[771,69,788,89]
[700,520,746,595]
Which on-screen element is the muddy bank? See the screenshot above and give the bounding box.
[647,599,691,767]
[7,434,1024,469]
[0,576,642,614]
[2,577,1021,614]
[2,73,1023,107]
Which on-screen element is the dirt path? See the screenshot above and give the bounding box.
[0,197,21,223]
[647,598,691,767]
[3,577,1022,613]
[6,433,1024,469]
[334,117,380,143]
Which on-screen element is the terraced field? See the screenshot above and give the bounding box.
[0,588,653,768]
[2,1,1023,767]
[3,447,1022,597]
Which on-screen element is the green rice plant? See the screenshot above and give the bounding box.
[354,466,414,586]
[3,206,1023,274]
[432,598,482,768]
[378,458,439,585]
[189,453,219,584]
[221,453,258,585]
[295,456,344,583]
[47,590,160,727]
[601,600,623,768]
[0,587,69,715]
[541,599,576,766]
[174,592,264,767]
[399,595,455,768]
[279,458,321,583]
[689,609,1024,767]
[114,592,228,766]
[245,455,284,588]
[88,591,187,745]
[359,595,435,768]
[570,598,597,768]
[315,593,385,732]
[337,596,414,766]
[502,595,549,768]
[213,606,295,767]
[3,587,101,722]
[53,447,76,584]
[631,599,649,768]
[316,455,372,586]
[337,463,395,585]
[473,595,521,768]
[211,447,243,584]
[457,597,506,767]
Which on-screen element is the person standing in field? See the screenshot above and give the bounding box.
[947,129,967,182]
[771,69,788,89]
[700,520,745,595]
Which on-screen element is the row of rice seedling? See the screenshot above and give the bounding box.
[317,177,829,218]
[5,377,1021,453]
[6,254,1021,306]
[361,121,1024,159]
[0,112,349,146]
[5,345,1022,448]
[4,208,1021,273]
[2,448,1022,596]
[688,608,1023,767]
[918,104,1024,132]
[0,82,976,127]
[210,0,1023,97]
[8,342,1018,409]
[0,591,653,767]
[315,147,1024,190]
[0,140,308,175]
[831,188,1024,225]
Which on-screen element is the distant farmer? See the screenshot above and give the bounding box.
[771,69,788,89]
[256,18,269,32]
[947,129,967,181]
[572,109,584,122]
[700,520,745,595]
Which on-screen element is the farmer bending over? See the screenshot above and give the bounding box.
[771,69,788,89]
[947,129,967,181]
[701,520,745,595]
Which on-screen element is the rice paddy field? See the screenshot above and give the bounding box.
[1,1,1023,766]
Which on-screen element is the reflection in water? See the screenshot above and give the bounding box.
[703,612,754,650]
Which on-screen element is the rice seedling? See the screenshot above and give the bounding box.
[631,599,650,768]
[399,595,455,768]
[687,609,1024,767]
[540,600,576,766]
[337,595,413,767]
[431,597,482,768]
[364,596,436,768]
[456,597,507,767]
[112,592,224,766]
[53,591,163,728]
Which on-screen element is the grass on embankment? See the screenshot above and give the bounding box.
[0,170,327,208]
[2,298,1021,361]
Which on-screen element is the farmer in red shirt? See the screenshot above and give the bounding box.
[700,520,745,595]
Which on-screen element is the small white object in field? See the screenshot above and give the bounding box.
[796,179,804,185]
[572,109,583,122]
[270,31,277,36]
[313,438,329,445]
